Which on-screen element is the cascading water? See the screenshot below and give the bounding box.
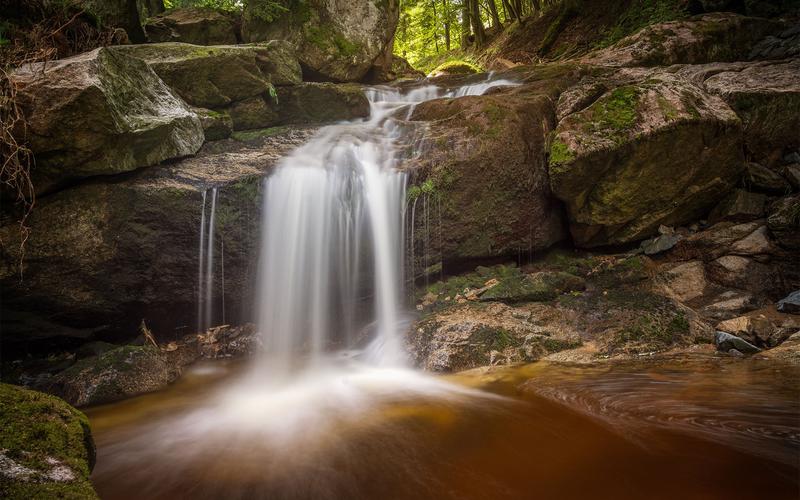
[254,76,518,374]
[197,187,218,333]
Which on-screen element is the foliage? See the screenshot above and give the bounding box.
[595,0,687,48]
[164,0,291,23]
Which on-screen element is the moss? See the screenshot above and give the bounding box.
[594,0,688,49]
[548,139,576,171]
[231,126,289,142]
[431,59,482,75]
[0,384,97,499]
[469,327,521,351]
[593,86,640,132]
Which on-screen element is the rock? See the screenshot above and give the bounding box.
[44,345,178,407]
[714,330,761,353]
[783,164,800,190]
[640,233,681,255]
[479,272,586,303]
[144,7,238,45]
[275,83,370,124]
[0,384,97,498]
[727,348,744,357]
[706,255,775,296]
[81,0,146,42]
[777,291,800,314]
[390,55,425,80]
[703,59,800,165]
[407,302,581,372]
[716,314,776,346]
[674,220,768,260]
[659,261,709,303]
[194,107,233,141]
[229,95,279,130]
[582,13,782,68]
[748,24,800,61]
[115,43,296,109]
[242,0,399,82]
[729,224,773,255]
[744,162,792,194]
[0,128,315,343]
[549,72,743,247]
[11,47,204,195]
[708,189,766,223]
[408,66,582,266]
[702,290,762,320]
[767,195,800,249]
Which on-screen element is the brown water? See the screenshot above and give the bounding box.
[88,355,800,500]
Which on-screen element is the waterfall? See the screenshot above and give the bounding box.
[254,75,517,375]
[197,187,218,333]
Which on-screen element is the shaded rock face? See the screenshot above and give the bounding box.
[405,67,584,272]
[582,13,783,68]
[768,194,800,249]
[144,7,239,45]
[275,83,370,124]
[549,71,744,246]
[242,0,399,82]
[11,47,204,195]
[0,129,316,346]
[0,384,97,499]
[82,0,146,42]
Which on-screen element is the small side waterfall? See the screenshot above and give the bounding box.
[254,75,517,375]
[197,187,218,333]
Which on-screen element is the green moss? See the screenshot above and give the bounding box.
[0,384,97,499]
[594,86,640,132]
[595,0,688,49]
[431,59,483,75]
[231,126,289,141]
[548,139,576,170]
[469,327,520,351]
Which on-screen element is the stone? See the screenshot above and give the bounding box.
[144,7,238,45]
[660,261,709,303]
[0,384,98,498]
[715,330,761,354]
[549,71,743,247]
[479,272,586,303]
[730,225,773,255]
[229,95,279,131]
[11,47,204,195]
[708,189,766,224]
[703,59,800,165]
[777,291,800,314]
[275,83,370,124]
[641,233,681,255]
[582,13,782,68]
[81,0,146,42]
[242,0,399,82]
[702,291,761,320]
[194,107,233,141]
[767,195,800,249]
[744,162,792,194]
[707,255,775,296]
[716,314,776,346]
[783,164,800,190]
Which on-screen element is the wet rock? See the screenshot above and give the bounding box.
[242,0,399,82]
[549,72,743,246]
[708,189,766,224]
[744,162,792,194]
[10,47,204,195]
[0,383,97,498]
[715,330,761,354]
[640,232,681,255]
[767,195,800,249]
[144,7,238,45]
[777,291,800,314]
[582,13,782,68]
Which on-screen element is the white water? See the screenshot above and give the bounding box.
[197,187,218,333]
[255,75,517,375]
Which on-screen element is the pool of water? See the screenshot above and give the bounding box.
[87,355,799,500]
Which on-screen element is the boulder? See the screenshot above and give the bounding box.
[549,72,743,246]
[744,162,792,194]
[708,189,766,223]
[582,13,782,68]
[706,255,775,296]
[0,384,97,498]
[242,0,399,82]
[144,7,238,45]
[407,68,581,267]
[777,291,800,314]
[783,164,800,190]
[703,59,800,165]
[194,107,233,141]
[275,83,370,124]
[11,47,204,195]
[714,330,761,353]
[81,0,146,42]
[767,195,800,249]
[45,345,178,407]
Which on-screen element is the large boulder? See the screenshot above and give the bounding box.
[549,71,743,246]
[242,0,399,82]
[702,59,800,165]
[275,83,370,124]
[767,194,800,249]
[81,0,146,42]
[11,47,204,195]
[0,128,315,345]
[406,67,584,270]
[582,13,783,67]
[144,7,238,45]
[0,384,97,499]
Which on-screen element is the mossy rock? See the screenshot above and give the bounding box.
[144,7,238,45]
[194,107,234,141]
[275,83,370,124]
[0,384,98,499]
[480,271,586,303]
[429,60,482,77]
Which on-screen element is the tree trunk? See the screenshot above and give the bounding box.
[487,0,502,29]
[461,0,472,48]
[469,0,485,46]
[442,0,451,50]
